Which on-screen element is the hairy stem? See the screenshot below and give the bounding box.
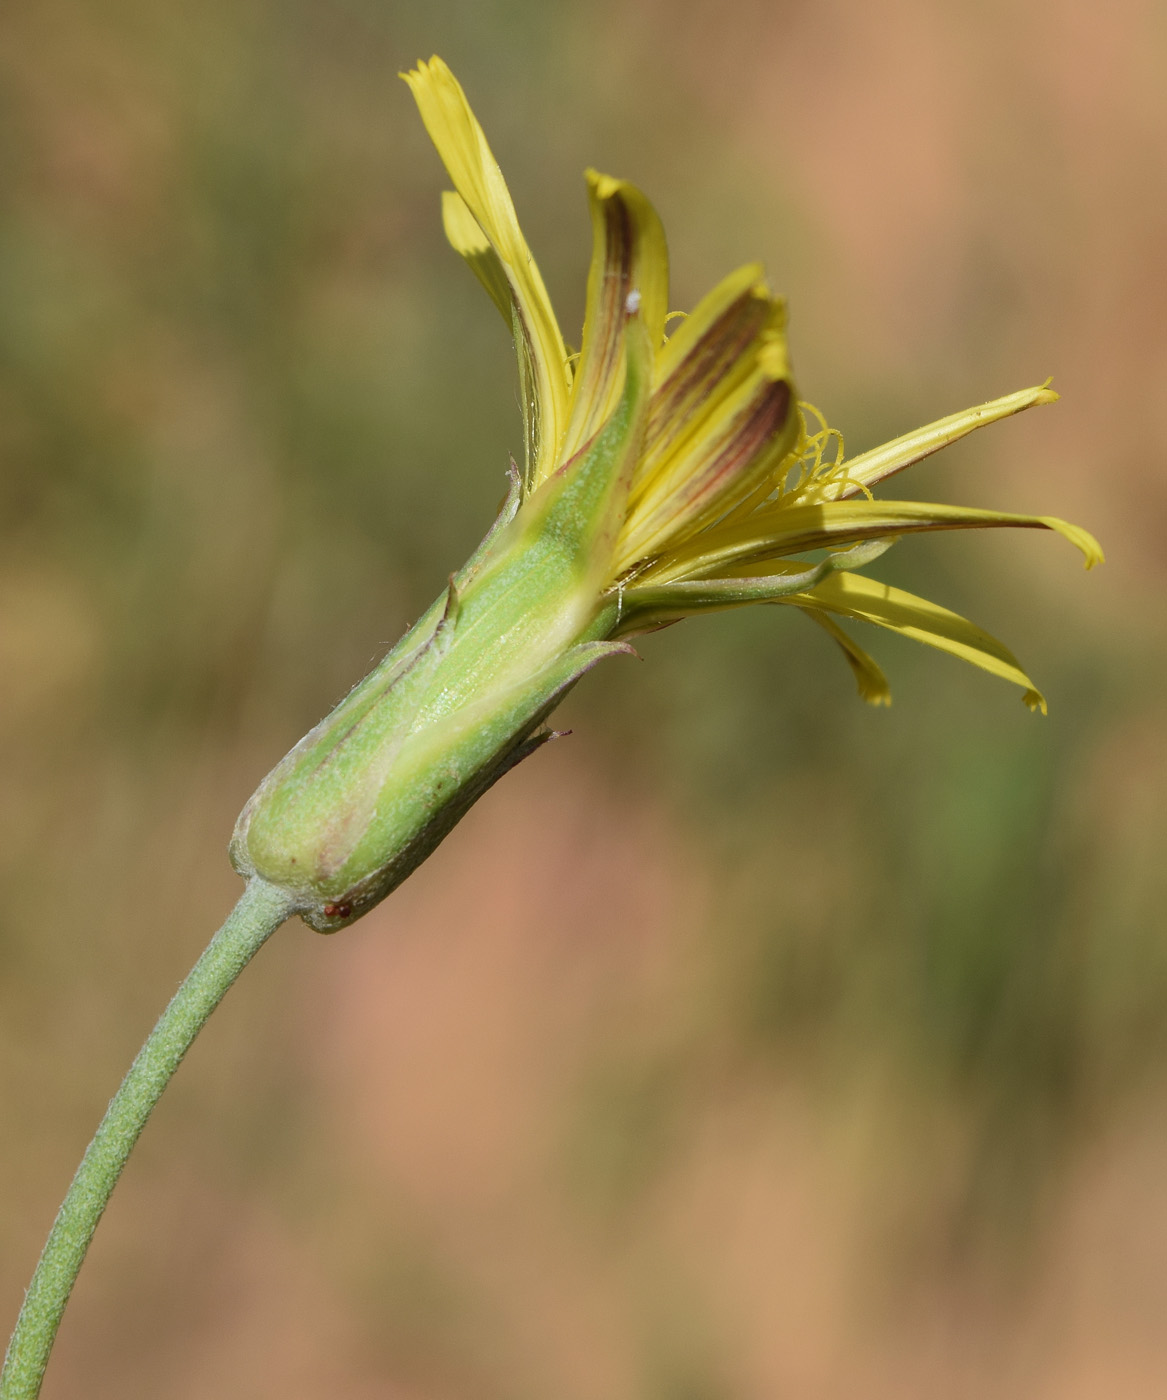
[1,878,297,1400]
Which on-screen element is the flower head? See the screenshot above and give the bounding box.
[403,56,1101,712]
[230,58,1101,932]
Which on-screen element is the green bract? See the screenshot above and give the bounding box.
[230,317,651,931]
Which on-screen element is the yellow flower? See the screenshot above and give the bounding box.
[403,56,1101,714]
[230,57,1102,932]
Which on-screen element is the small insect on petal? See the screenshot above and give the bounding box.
[625,288,642,316]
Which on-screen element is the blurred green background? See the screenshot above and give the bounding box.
[2,1,1166,1396]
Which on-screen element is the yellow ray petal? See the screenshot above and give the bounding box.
[637,264,777,486]
[440,190,511,319]
[616,366,795,571]
[402,57,570,488]
[651,262,769,384]
[784,572,1047,711]
[558,171,669,467]
[643,498,1103,584]
[614,266,797,570]
[800,607,892,705]
[813,383,1059,502]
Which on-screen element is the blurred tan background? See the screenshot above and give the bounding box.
[2,1,1166,1396]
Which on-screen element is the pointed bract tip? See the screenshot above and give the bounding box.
[1024,688,1049,715]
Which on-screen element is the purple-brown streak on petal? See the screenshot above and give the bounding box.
[568,193,636,451]
[624,378,793,564]
[673,379,793,520]
[641,292,773,472]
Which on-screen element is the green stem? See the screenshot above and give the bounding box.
[0,877,297,1400]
